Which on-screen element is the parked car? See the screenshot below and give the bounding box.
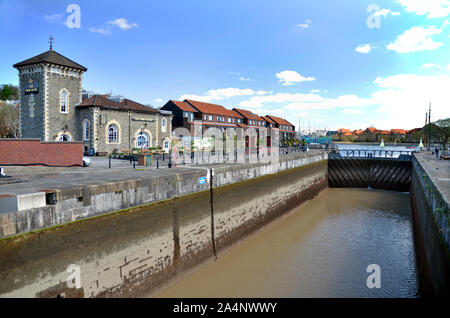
[82,156,92,167]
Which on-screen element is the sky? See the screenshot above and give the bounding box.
[0,0,449,131]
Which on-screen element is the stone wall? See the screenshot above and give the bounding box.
[93,108,172,154]
[18,71,45,139]
[0,152,327,297]
[46,71,82,142]
[410,154,450,298]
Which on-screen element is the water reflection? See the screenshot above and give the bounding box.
[152,188,417,298]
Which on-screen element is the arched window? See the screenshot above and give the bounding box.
[161,118,167,132]
[83,120,90,141]
[108,124,118,143]
[58,134,71,142]
[60,90,68,113]
[164,140,170,150]
[136,132,149,149]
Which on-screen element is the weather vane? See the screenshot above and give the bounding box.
[49,35,54,50]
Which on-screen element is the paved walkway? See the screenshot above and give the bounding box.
[414,152,450,204]
[0,150,322,196]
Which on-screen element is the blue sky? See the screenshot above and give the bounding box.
[0,0,449,131]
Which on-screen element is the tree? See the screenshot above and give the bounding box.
[0,85,18,101]
[0,102,20,138]
[433,118,450,149]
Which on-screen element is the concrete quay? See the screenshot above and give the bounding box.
[0,150,326,239]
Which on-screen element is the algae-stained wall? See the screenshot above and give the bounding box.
[0,160,327,298]
[410,157,450,298]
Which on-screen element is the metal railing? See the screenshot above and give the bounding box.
[331,149,413,159]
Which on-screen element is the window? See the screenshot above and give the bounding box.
[228,118,232,123]
[208,115,212,121]
[108,124,118,143]
[164,140,170,150]
[162,118,167,132]
[203,115,207,120]
[136,132,149,149]
[58,134,71,142]
[60,90,68,113]
[83,120,90,141]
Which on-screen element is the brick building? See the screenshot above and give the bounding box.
[161,99,295,145]
[13,46,172,154]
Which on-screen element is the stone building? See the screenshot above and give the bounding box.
[13,46,172,154]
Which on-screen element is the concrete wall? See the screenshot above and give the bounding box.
[0,152,327,297]
[0,139,83,167]
[410,154,450,298]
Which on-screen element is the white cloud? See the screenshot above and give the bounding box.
[180,87,255,102]
[237,73,450,129]
[256,90,267,95]
[387,25,444,53]
[370,74,450,127]
[296,20,312,29]
[355,44,372,53]
[342,109,363,114]
[397,0,450,18]
[276,70,315,86]
[239,92,324,109]
[108,18,138,30]
[310,89,321,93]
[296,24,309,29]
[446,64,450,70]
[239,77,251,81]
[375,8,401,16]
[155,98,163,103]
[421,63,441,68]
[44,13,64,22]
[89,27,112,35]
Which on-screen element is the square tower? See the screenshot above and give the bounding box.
[13,48,87,141]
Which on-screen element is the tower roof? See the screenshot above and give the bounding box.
[13,49,87,71]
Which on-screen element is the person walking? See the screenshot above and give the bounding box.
[435,147,440,160]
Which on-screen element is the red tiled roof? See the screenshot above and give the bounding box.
[391,129,406,134]
[353,129,364,135]
[365,127,378,133]
[120,99,159,113]
[407,128,422,134]
[78,95,160,114]
[236,123,248,128]
[170,100,198,112]
[379,130,391,135]
[184,99,243,118]
[233,108,264,121]
[261,116,276,124]
[338,128,351,134]
[266,115,294,127]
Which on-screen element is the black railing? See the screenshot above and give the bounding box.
[330,149,413,159]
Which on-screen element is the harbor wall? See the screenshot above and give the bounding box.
[410,154,450,298]
[0,152,328,297]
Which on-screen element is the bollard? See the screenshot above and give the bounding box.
[157,157,159,169]
[109,155,111,169]
[168,156,172,168]
[133,157,135,169]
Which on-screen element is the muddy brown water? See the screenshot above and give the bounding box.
[151,188,417,298]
